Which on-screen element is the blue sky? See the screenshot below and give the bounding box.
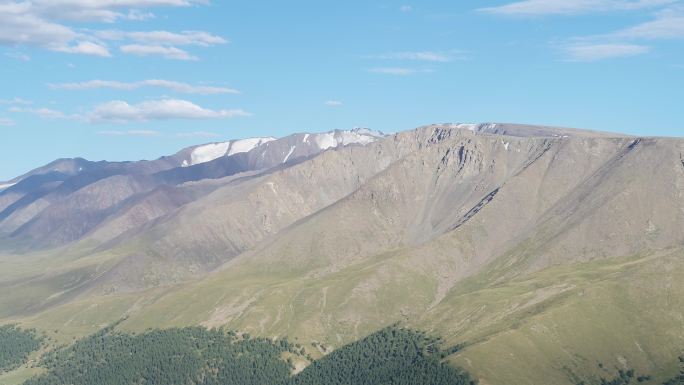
[1,0,683,180]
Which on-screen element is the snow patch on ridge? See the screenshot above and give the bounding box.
[0,182,16,191]
[452,123,478,131]
[190,142,231,166]
[313,128,385,151]
[446,123,499,132]
[188,137,275,166]
[228,137,275,156]
[315,132,337,150]
[338,131,377,146]
[186,129,382,167]
[283,146,296,163]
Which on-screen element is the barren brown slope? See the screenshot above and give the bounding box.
[76,123,595,291]
[221,125,647,276]
[83,136,417,292]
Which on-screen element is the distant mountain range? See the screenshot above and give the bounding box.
[1,123,683,385]
[0,127,385,249]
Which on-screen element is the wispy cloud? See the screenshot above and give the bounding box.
[481,1,683,61]
[93,30,228,60]
[555,5,684,60]
[563,43,650,61]
[0,98,32,105]
[479,0,675,16]
[325,100,343,106]
[7,99,249,123]
[0,117,14,126]
[96,30,227,46]
[399,5,413,12]
[9,106,71,119]
[367,67,432,75]
[97,130,161,136]
[89,99,251,123]
[608,6,684,39]
[49,79,239,95]
[371,51,455,62]
[119,44,197,60]
[176,131,220,138]
[98,130,223,138]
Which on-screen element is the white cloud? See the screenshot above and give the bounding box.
[325,100,343,106]
[0,117,15,126]
[563,43,649,61]
[89,99,251,123]
[372,51,454,62]
[400,5,413,12]
[54,41,111,57]
[125,10,155,21]
[28,0,207,23]
[49,79,240,94]
[479,0,675,16]
[97,130,161,136]
[0,2,88,54]
[120,44,197,60]
[0,1,221,59]
[367,67,432,75]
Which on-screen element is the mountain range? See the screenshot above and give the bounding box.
[1,123,683,385]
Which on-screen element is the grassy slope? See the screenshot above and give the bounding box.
[1,247,682,385]
[0,368,43,385]
[121,250,437,345]
[428,250,684,385]
[124,249,684,385]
